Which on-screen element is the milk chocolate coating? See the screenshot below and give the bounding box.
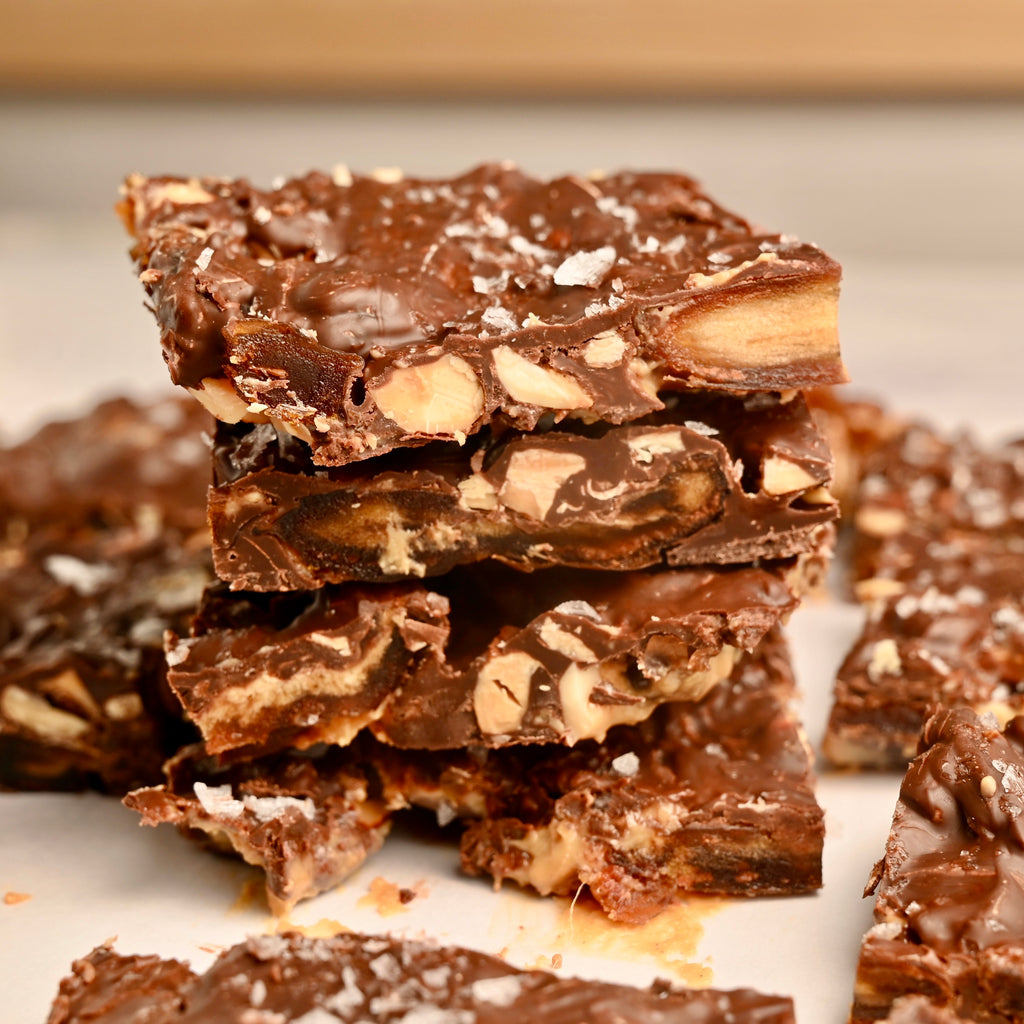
[823,416,1024,770]
[0,396,213,793]
[165,557,818,758]
[127,629,823,920]
[126,743,390,916]
[0,394,210,538]
[851,423,1024,596]
[122,164,843,466]
[46,933,796,1024]
[209,389,837,589]
[852,708,1024,1023]
[824,583,1024,770]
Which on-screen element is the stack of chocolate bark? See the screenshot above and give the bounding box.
[112,164,845,919]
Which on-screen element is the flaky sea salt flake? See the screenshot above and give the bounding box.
[553,246,617,288]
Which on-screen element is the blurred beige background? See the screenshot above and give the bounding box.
[1,1,1023,439]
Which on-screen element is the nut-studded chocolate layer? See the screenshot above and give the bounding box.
[0,394,210,538]
[126,744,390,915]
[823,416,1024,769]
[881,997,976,1023]
[415,626,823,921]
[1,395,213,793]
[851,423,1024,601]
[824,583,1024,770]
[126,629,823,919]
[211,389,836,589]
[852,708,1024,1024]
[46,933,797,1024]
[166,557,818,758]
[121,164,843,466]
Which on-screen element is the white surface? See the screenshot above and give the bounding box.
[0,602,888,1024]
[1,98,1023,1022]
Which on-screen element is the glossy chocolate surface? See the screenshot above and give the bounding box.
[209,389,837,588]
[123,164,843,465]
[853,708,1024,1023]
[47,933,796,1023]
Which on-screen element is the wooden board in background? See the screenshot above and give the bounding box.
[4,0,1024,97]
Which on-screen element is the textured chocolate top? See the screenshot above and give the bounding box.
[128,628,823,919]
[209,389,837,588]
[166,558,811,757]
[0,394,210,536]
[0,395,212,793]
[824,582,1024,770]
[123,164,843,465]
[47,933,796,1023]
[851,423,1024,598]
[825,414,1024,771]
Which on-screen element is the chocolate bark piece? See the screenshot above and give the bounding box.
[46,944,193,1024]
[401,627,823,921]
[822,417,1024,770]
[0,394,210,537]
[127,629,823,919]
[824,583,1024,770]
[46,933,797,1024]
[0,539,211,793]
[850,423,1024,601]
[166,558,815,758]
[851,707,1024,1024]
[121,164,844,467]
[166,580,448,756]
[210,389,837,589]
[125,744,391,915]
[0,395,213,793]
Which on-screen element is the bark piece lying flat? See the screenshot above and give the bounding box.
[824,582,1024,770]
[822,415,1024,770]
[126,743,390,915]
[127,628,823,919]
[849,423,1024,602]
[852,708,1024,1024]
[166,557,820,757]
[121,163,843,466]
[210,389,837,589]
[46,933,796,1024]
[0,393,210,538]
[0,395,213,793]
